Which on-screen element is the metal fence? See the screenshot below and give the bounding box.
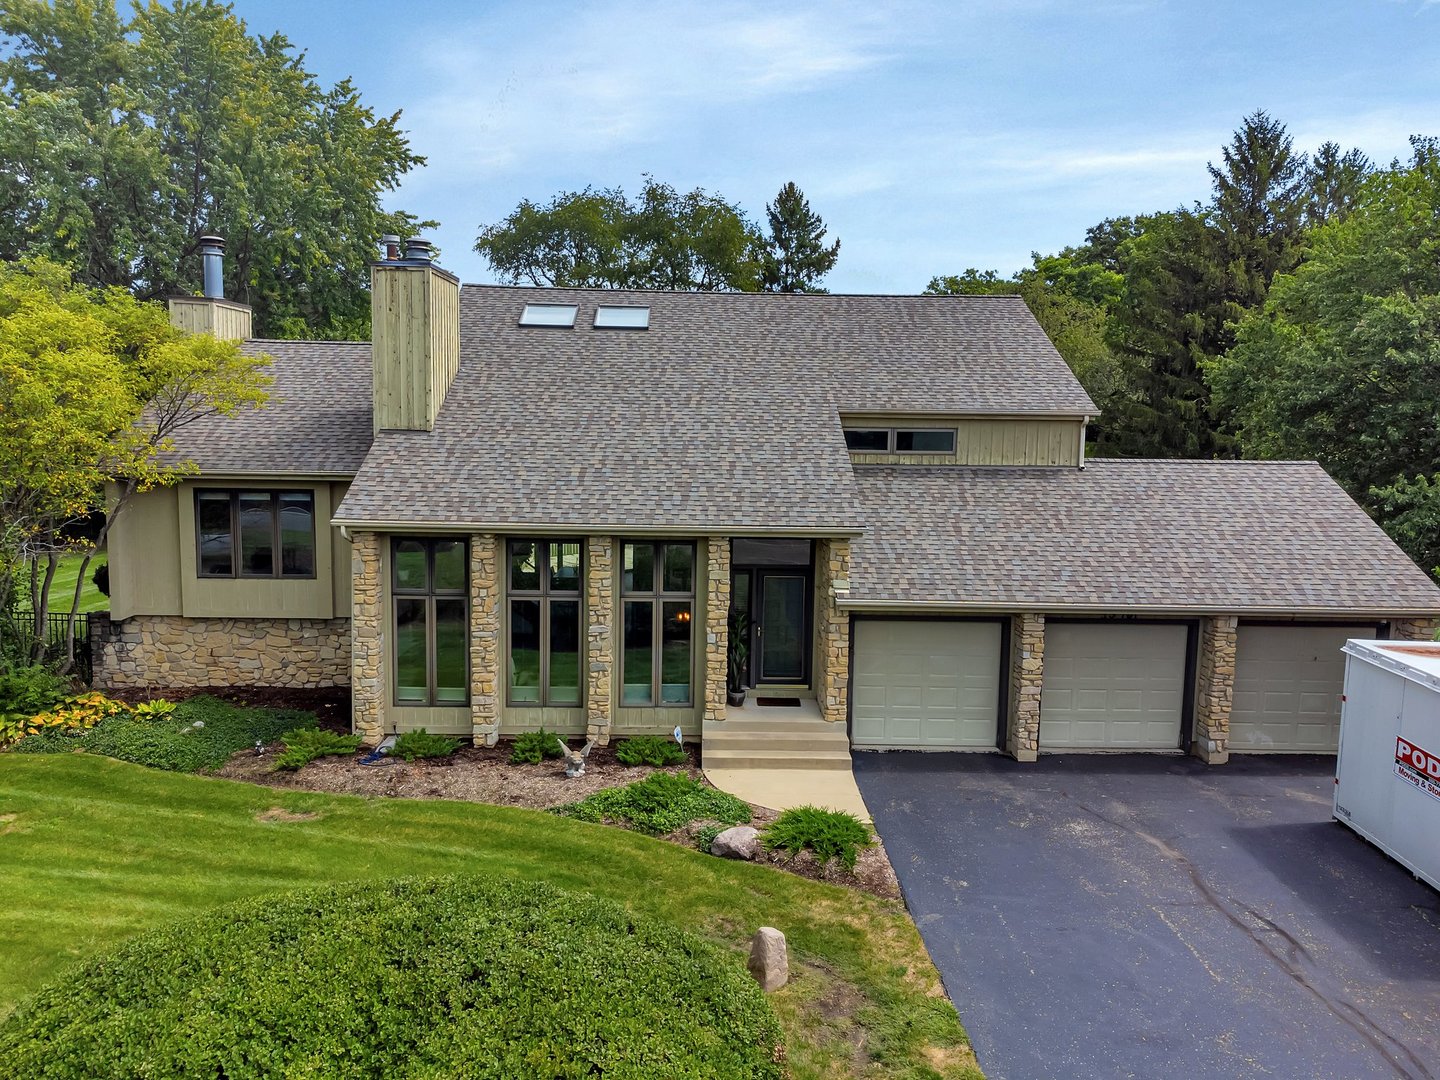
[1,612,92,683]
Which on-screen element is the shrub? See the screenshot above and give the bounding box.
[0,665,69,727]
[694,822,725,853]
[274,727,362,771]
[391,728,460,761]
[509,727,564,765]
[1,691,123,747]
[0,876,784,1080]
[91,561,110,598]
[11,696,315,772]
[555,771,751,835]
[763,805,873,871]
[615,734,687,767]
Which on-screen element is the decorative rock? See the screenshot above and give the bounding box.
[710,825,760,860]
[747,927,788,991]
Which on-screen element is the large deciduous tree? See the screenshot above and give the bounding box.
[0,258,271,670]
[0,0,430,339]
[761,182,840,293]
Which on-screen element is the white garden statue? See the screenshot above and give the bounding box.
[556,737,597,778]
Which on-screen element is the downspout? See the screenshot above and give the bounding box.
[1078,416,1089,470]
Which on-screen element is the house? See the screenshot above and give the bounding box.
[96,238,1440,765]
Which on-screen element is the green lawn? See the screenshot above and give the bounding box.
[30,554,108,616]
[0,754,981,1079]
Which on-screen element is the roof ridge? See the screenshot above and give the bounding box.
[458,283,1028,301]
[244,338,370,346]
[1085,457,1323,466]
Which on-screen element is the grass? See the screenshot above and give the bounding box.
[0,754,981,1079]
[39,555,108,616]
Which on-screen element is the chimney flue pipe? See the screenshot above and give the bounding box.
[198,235,225,300]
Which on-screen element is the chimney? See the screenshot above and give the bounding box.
[371,236,460,433]
[168,233,253,340]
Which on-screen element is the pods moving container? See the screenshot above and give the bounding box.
[1334,639,1440,892]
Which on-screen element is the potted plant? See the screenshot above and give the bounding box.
[727,609,750,707]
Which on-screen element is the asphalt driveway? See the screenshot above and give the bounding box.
[854,753,1440,1080]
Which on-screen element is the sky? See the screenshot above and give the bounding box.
[229,0,1440,293]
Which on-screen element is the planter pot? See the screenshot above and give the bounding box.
[727,690,747,707]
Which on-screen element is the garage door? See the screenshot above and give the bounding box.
[1040,623,1188,749]
[851,620,1002,748]
[1231,624,1376,752]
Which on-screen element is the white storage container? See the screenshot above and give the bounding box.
[1334,639,1440,892]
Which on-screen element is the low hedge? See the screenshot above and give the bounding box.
[554,771,751,835]
[0,876,784,1080]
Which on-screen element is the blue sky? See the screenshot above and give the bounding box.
[231,0,1440,293]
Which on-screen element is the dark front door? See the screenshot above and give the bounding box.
[757,571,808,683]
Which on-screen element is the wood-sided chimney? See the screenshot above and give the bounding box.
[168,235,253,340]
[370,237,460,433]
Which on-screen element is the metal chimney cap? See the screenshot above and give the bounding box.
[404,237,435,263]
[198,235,226,252]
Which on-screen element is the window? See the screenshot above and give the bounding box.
[195,490,315,578]
[392,539,468,706]
[841,427,956,454]
[621,542,695,706]
[594,305,650,329]
[519,303,578,327]
[508,539,583,706]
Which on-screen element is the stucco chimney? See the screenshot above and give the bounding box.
[167,233,253,340]
[371,236,460,433]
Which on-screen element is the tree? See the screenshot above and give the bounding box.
[0,0,430,339]
[1208,137,1440,574]
[760,182,839,292]
[476,178,765,291]
[0,258,271,670]
[1306,141,1371,226]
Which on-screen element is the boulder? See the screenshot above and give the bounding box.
[747,927,788,991]
[710,825,760,860]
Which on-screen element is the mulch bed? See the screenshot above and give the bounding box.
[103,686,353,731]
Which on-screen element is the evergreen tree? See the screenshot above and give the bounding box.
[760,182,840,293]
[1305,141,1371,226]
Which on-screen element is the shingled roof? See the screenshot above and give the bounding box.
[334,287,1094,531]
[847,461,1440,614]
[164,340,372,476]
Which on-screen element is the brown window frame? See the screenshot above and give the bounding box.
[620,541,696,708]
[391,538,469,708]
[506,538,585,708]
[842,427,957,454]
[194,489,317,580]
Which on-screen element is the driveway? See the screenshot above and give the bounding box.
[853,753,1440,1080]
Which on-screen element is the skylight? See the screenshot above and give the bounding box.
[519,303,578,327]
[594,305,650,330]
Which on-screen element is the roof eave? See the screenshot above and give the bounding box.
[332,517,866,539]
[838,598,1440,618]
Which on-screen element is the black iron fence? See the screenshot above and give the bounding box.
[0,611,93,683]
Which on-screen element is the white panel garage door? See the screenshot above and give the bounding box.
[1231,624,1376,752]
[851,620,1002,748]
[1041,623,1188,749]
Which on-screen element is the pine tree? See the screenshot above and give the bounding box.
[760,182,840,293]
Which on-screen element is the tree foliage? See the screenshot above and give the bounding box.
[0,258,270,668]
[0,0,430,339]
[761,181,840,292]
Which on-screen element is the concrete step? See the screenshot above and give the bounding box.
[705,717,845,734]
[703,729,849,753]
[702,747,854,772]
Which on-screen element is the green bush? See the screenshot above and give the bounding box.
[274,727,362,771]
[509,727,564,765]
[693,822,724,853]
[614,734,687,767]
[0,875,783,1080]
[763,805,873,871]
[10,696,315,772]
[555,772,751,835]
[0,665,69,722]
[391,728,460,761]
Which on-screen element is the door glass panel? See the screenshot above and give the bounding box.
[760,574,806,682]
[237,493,274,576]
[661,601,692,704]
[510,541,540,591]
[549,542,582,592]
[548,600,581,705]
[623,600,654,705]
[394,540,428,591]
[432,540,466,591]
[433,598,467,703]
[661,545,693,593]
[395,598,428,703]
[277,493,314,576]
[623,543,654,593]
[510,599,541,702]
[197,493,233,576]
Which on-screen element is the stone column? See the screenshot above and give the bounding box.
[1006,613,1044,762]
[350,531,385,745]
[1192,615,1237,764]
[469,534,501,747]
[703,538,731,723]
[815,538,851,724]
[1391,617,1440,641]
[585,537,615,744]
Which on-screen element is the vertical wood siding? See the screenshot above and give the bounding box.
[847,417,1084,466]
[371,265,460,432]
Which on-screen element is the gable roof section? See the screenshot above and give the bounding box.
[848,460,1440,615]
[162,340,373,476]
[336,287,1095,532]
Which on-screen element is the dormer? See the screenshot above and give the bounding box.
[841,413,1090,467]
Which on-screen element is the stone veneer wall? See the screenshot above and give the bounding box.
[350,531,385,744]
[585,536,615,744]
[1006,613,1044,762]
[95,614,349,690]
[1392,617,1440,641]
[815,538,851,724]
[1192,615,1238,764]
[469,534,501,747]
[703,538,731,723]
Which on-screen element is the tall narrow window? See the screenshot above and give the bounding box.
[621,542,695,706]
[508,539,583,706]
[195,489,315,578]
[392,538,468,706]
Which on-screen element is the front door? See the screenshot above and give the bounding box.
[757,571,808,683]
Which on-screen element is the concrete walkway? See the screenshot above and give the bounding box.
[703,765,872,820]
